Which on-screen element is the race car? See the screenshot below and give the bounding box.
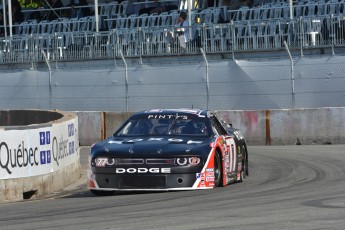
[88,109,248,195]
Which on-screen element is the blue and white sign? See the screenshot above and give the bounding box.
[0,118,79,179]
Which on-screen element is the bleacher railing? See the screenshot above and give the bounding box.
[1,14,345,64]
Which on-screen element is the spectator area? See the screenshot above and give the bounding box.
[7,0,345,34]
[1,0,345,64]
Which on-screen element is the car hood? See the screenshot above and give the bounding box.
[92,136,213,157]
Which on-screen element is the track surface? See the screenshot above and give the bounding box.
[0,145,344,230]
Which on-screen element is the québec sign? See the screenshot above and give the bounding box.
[0,121,78,179]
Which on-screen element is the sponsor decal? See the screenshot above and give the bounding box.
[233,131,244,140]
[205,172,214,177]
[206,168,214,172]
[147,114,188,119]
[187,140,203,144]
[196,173,205,179]
[0,141,39,174]
[148,138,164,141]
[0,121,77,178]
[115,168,171,173]
[95,158,108,167]
[206,177,215,182]
[108,140,123,144]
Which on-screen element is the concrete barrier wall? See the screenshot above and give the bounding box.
[0,110,80,202]
[78,108,345,146]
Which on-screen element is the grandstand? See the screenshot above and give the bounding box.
[1,0,345,63]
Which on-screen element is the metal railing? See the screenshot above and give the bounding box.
[1,14,345,64]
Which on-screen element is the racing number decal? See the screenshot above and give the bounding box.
[223,137,236,185]
[225,138,236,173]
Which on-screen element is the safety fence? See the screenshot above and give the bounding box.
[0,14,345,64]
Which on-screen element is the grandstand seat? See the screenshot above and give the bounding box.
[16,21,30,35]
[260,4,271,20]
[127,14,138,29]
[199,8,214,25]
[315,0,326,16]
[37,20,49,34]
[47,19,63,33]
[234,6,251,22]
[78,17,89,32]
[100,2,117,29]
[326,0,340,15]
[270,4,283,19]
[109,0,128,20]
[118,1,129,17]
[267,20,280,48]
[303,1,316,17]
[147,14,159,27]
[251,6,261,21]
[138,13,149,28]
[169,10,180,25]
[212,6,230,22]
[69,18,80,32]
[212,7,222,23]
[114,17,127,29]
[158,12,171,27]
[340,1,345,14]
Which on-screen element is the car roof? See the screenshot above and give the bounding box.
[133,109,210,117]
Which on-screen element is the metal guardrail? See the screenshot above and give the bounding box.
[1,15,345,64]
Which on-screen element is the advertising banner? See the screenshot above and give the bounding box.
[0,118,79,179]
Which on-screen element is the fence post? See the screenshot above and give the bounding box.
[119,50,128,112]
[41,50,53,109]
[284,41,295,109]
[200,48,209,110]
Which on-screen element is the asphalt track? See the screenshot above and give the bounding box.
[0,145,344,230]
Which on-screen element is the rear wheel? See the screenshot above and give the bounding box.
[238,145,248,182]
[214,151,222,187]
[90,189,116,196]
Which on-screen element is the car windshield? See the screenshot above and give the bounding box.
[115,114,210,136]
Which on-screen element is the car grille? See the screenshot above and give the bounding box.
[119,175,166,189]
[109,158,175,165]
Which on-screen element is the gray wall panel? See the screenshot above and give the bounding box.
[1,55,345,111]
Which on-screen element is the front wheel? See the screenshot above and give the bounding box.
[214,151,222,187]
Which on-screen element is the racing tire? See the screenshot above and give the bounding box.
[214,151,223,187]
[238,146,248,182]
[90,189,116,196]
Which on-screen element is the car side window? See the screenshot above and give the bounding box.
[211,117,227,135]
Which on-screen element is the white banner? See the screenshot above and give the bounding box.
[0,118,79,179]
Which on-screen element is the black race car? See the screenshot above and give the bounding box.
[88,109,248,195]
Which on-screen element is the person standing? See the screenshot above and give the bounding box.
[175,11,189,49]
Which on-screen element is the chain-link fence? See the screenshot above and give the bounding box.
[0,51,345,111]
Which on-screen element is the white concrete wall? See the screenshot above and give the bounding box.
[0,111,80,202]
[77,108,345,146]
